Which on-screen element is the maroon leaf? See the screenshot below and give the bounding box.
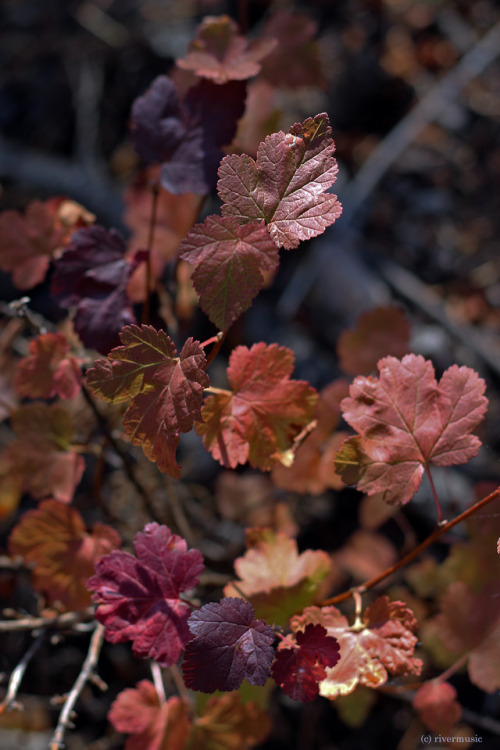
[130,75,246,194]
[179,215,279,330]
[51,226,143,354]
[182,598,275,692]
[87,523,204,667]
[177,15,276,84]
[86,325,209,477]
[218,113,342,249]
[272,624,340,702]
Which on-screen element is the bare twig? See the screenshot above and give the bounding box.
[0,298,50,335]
[278,19,500,319]
[0,633,45,713]
[322,485,500,606]
[50,623,105,750]
[0,609,94,633]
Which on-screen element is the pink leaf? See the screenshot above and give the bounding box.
[218,113,342,249]
[15,332,82,400]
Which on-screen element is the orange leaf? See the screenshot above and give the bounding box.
[224,528,330,626]
[192,692,271,749]
[197,343,318,471]
[292,598,423,698]
[8,499,121,610]
[15,332,82,400]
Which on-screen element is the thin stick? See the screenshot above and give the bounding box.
[0,633,45,712]
[142,180,160,326]
[0,609,95,633]
[322,485,500,606]
[49,623,105,750]
[426,466,443,524]
[150,661,166,705]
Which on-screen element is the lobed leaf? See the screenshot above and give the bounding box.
[177,15,276,84]
[191,692,271,750]
[218,112,342,249]
[130,75,246,194]
[335,354,488,506]
[179,215,279,330]
[109,681,191,750]
[337,305,411,376]
[224,528,330,626]
[87,523,204,667]
[9,499,120,610]
[15,332,82,400]
[292,598,423,698]
[413,681,462,735]
[197,343,318,471]
[5,402,84,503]
[86,324,209,477]
[51,226,143,354]
[272,624,340,702]
[182,598,275,692]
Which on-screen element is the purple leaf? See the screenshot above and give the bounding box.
[130,75,246,195]
[182,598,275,692]
[87,523,204,667]
[51,226,143,354]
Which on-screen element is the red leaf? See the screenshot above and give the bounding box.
[337,305,411,376]
[272,624,340,702]
[109,681,191,750]
[182,597,275,692]
[51,226,142,354]
[413,681,462,734]
[87,523,204,667]
[8,499,120,610]
[196,343,318,471]
[15,332,82,400]
[177,15,276,84]
[218,113,342,249]
[0,200,63,288]
[335,355,488,506]
[130,75,246,194]
[86,325,209,477]
[292,598,423,698]
[259,11,327,89]
[179,215,279,330]
[272,379,350,494]
[5,402,84,503]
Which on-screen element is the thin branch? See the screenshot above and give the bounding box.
[0,633,45,712]
[49,623,105,750]
[278,19,500,319]
[150,661,166,705]
[0,297,49,335]
[0,609,94,633]
[322,485,500,606]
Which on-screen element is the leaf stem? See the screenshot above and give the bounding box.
[321,485,500,606]
[205,330,227,368]
[425,465,443,524]
[150,661,167,705]
[142,179,160,326]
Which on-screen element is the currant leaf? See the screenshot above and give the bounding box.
[218,113,342,249]
[86,324,209,477]
[272,624,340,702]
[130,75,246,194]
[179,215,279,330]
[224,528,330,626]
[109,681,191,750]
[197,343,318,471]
[292,598,423,698]
[51,226,143,354]
[335,354,488,506]
[15,332,82,400]
[413,681,462,735]
[191,692,271,749]
[5,402,84,503]
[177,15,276,84]
[87,523,204,667]
[8,499,120,610]
[182,598,275,692]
